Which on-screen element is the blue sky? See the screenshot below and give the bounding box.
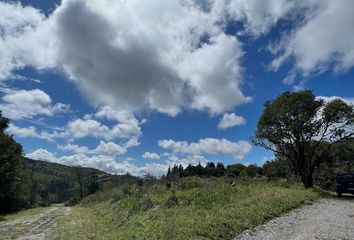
[0,0,353,175]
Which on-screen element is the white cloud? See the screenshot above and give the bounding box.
[59,140,129,156]
[209,0,297,36]
[0,0,255,116]
[67,118,109,139]
[7,123,37,138]
[0,89,69,120]
[26,148,56,162]
[6,123,56,141]
[270,1,354,75]
[58,143,89,154]
[218,113,246,129]
[158,138,252,160]
[5,106,142,150]
[142,152,160,160]
[0,2,58,80]
[93,141,127,155]
[67,117,141,142]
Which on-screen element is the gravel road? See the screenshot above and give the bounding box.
[235,198,354,240]
[0,206,70,240]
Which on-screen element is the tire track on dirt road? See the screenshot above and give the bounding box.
[0,206,71,240]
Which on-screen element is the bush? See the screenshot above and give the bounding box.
[165,190,178,207]
[276,178,290,188]
[65,195,81,206]
[184,177,201,189]
[141,196,154,211]
[111,191,124,203]
[122,185,132,196]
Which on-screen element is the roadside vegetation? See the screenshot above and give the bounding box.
[51,177,319,240]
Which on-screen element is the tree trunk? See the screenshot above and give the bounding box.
[303,174,313,189]
[78,179,83,199]
[300,168,313,189]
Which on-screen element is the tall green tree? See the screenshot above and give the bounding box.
[253,90,354,188]
[0,111,26,213]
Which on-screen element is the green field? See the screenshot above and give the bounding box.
[52,177,319,240]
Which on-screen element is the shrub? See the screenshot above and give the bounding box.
[184,177,201,189]
[141,196,154,211]
[276,178,290,188]
[165,190,178,207]
[122,185,132,196]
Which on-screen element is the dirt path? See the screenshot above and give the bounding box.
[0,206,71,240]
[235,198,354,240]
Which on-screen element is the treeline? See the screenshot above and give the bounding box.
[164,138,354,190]
[164,162,263,180]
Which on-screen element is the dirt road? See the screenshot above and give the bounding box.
[0,206,70,240]
[235,198,354,240]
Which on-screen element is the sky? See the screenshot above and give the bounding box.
[0,0,353,176]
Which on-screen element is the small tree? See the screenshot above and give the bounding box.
[253,90,354,188]
[73,165,85,199]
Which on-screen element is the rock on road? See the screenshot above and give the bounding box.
[235,199,354,240]
[0,206,70,240]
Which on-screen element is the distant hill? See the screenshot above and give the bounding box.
[23,158,112,203]
[24,157,110,182]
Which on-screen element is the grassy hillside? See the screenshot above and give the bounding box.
[52,177,319,240]
[24,158,109,181]
[23,158,111,204]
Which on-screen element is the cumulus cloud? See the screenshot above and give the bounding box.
[67,118,109,139]
[67,116,141,142]
[4,0,350,116]
[6,106,142,152]
[93,141,127,155]
[59,140,130,156]
[0,89,69,120]
[6,123,57,141]
[270,0,354,75]
[0,2,57,80]
[218,113,246,129]
[142,152,160,160]
[58,143,89,154]
[158,138,252,160]
[209,0,297,36]
[26,148,56,162]
[0,0,257,116]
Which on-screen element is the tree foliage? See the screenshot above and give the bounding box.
[253,90,354,188]
[0,112,27,213]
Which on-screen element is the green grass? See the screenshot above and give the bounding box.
[54,177,320,240]
[0,206,51,222]
[51,207,97,240]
